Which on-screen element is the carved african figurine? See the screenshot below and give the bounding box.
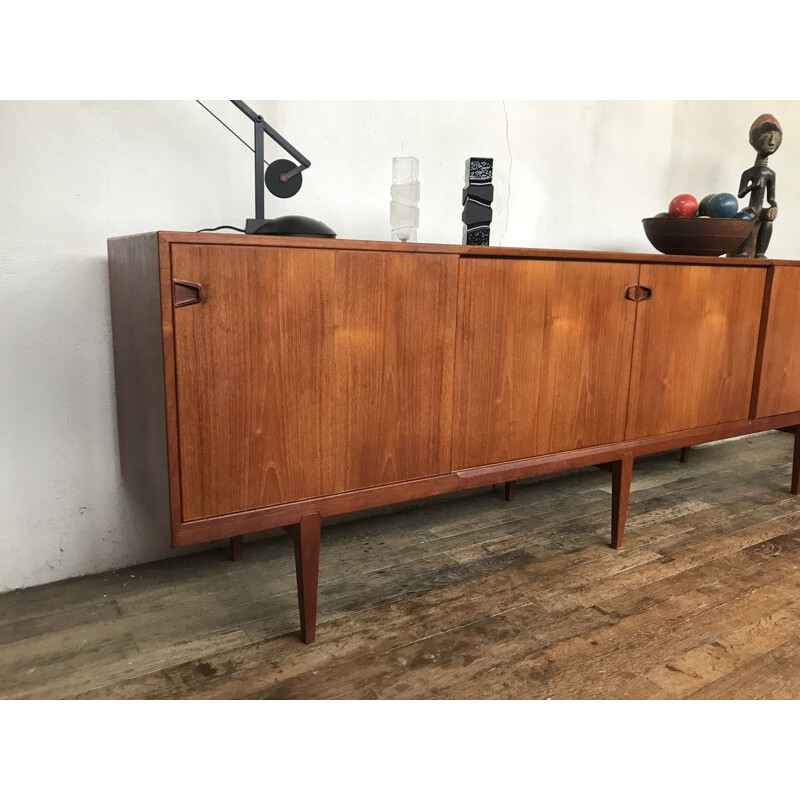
[736,114,782,258]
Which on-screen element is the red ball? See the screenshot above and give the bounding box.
[668,194,698,218]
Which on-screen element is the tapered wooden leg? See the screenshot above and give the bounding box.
[792,427,800,496]
[229,535,243,561]
[291,512,321,644]
[680,446,690,463]
[611,452,634,550]
[504,480,516,502]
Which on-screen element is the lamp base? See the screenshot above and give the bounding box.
[245,215,336,238]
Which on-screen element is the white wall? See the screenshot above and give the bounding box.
[267,100,800,253]
[1,100,799,592]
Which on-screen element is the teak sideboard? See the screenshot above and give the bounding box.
[107,232,800,643]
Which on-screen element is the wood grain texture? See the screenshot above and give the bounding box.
[330,249,457,494]
[173,410,800,546]
[452,258,639,469]
[158,236,185,544]
[611,452,634,549]
[106,233,170,533]
[107,233,792,572]
[151,230,766,268]
[171,244,457,520]
[290,512,322,644]
[753,267,800,418]
[625,263,766,440]
[5,431,800,699]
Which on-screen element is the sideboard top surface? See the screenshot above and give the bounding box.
[106,231,798,269]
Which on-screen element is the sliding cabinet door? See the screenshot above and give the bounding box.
[171,244,458,520]
[453,258,639,469]
[625,263,765,439]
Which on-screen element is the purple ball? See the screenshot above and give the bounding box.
[708,193,739,218]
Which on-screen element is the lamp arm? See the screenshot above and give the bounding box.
[230,100,311,176]
[197,99,334,237]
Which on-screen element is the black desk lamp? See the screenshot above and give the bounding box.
[206,100,336,238]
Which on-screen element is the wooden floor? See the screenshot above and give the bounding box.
[3,431,800,700]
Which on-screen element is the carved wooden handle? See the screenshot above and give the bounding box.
[173,279,206,307]
[624,285,652,302]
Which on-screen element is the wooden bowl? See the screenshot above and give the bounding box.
[642,216,755,257]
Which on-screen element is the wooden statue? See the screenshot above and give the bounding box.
[736,114,782,258]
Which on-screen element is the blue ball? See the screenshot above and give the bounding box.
[708,193,739,218]
[735,209,755,220]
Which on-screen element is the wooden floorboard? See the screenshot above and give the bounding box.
[1,432,800,699]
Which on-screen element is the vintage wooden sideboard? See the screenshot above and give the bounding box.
[107,232,800,643]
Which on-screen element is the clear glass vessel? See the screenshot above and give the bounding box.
[390,157,419,242]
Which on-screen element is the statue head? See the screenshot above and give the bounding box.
[749,113,782,157]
